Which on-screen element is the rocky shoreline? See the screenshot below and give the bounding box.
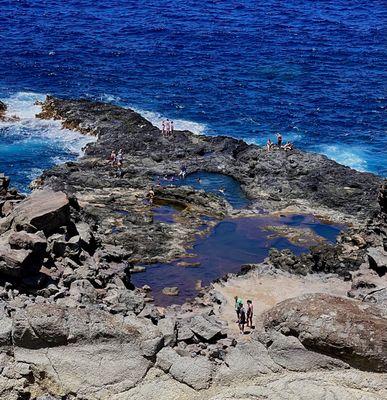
[0,97,386,399]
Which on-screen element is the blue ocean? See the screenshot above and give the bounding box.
[1,0,386,191]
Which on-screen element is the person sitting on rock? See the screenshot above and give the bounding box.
[246,299,254,328]
[146,187,155,205]
[282,141,293,151]
[276,133,283,148]
[238,303,246,334]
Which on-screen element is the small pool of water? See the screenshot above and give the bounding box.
[131,214,343,306]
[158,171,250,209]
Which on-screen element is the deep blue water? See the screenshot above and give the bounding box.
[0,0,386,191]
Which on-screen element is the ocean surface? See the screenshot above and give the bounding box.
[0,0,386,191]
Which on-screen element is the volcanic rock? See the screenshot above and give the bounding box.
[261,293,387,372]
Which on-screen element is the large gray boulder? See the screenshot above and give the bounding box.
[262,293,387,372]
[188,315,223,342]
[169,354,214,390]
[11,190,70,235]
[214,341,281,384]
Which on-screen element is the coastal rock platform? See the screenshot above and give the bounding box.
[0,96,386,399]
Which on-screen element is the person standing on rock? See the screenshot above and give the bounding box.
[276,133,282,148]
[234,296,243,322]
[162,120,166,135]
[266,139,271,152]
[170,120,174,135]
[109,150,116,166]
[246,299,254,328]
[116,149,123,167]
[165,119,171,135]
[238,303,246,334]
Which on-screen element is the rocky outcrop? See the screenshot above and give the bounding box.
[0,95,385,398]
[10,189,70,235]
[261,293,387,372]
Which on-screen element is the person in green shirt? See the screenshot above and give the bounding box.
[234,296,243,322]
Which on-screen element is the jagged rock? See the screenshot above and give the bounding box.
[158,317,177,347]
[156,346,180,372]
[188,315,223,342]
[262,293,387,372]
[69,279,98,303]
[367,247,387,276]
[105,289,145,315]
[0,246,36,278]
[8,231,47,253]
[11,190,70,235]
[76,221,95,252]
[0,315,12,346]
[214,341,281,384]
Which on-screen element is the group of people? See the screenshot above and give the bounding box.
[266,133,294,152]
[234,296,254,334]
[108,149,124,177]
[162,119,174,136]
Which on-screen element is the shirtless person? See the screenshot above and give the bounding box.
[246,300,254,328]
[276,133,283,148]
[165,119,171,135]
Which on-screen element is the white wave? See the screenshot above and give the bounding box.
[313,144,368,172]
[130,107,208,135]
[0,92,96,156]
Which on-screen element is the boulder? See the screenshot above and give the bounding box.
[367,247,387,276]
[188,315,222,342]
[169,354,213,390]
[75,221,95,252]
[158,317,177,347]
[69,279,98,303]
[0,246,36,278]
[11,190,70,235]
[156,346,180,372]
[267,332,349,371]
[262,293,387,372]
[214,341,280,384]
[8,231,47,253]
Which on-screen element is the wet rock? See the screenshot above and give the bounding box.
[162,287,179,296]
[262,293,387,372]
[0,174,10,196]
